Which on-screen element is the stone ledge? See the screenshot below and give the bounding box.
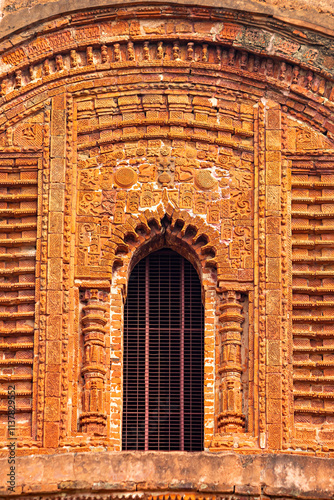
[0,451,333,499]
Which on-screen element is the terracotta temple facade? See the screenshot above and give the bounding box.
[0,0,334,498]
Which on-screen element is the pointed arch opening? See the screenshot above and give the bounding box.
[122,248,204,451]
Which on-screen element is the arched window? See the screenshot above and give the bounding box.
[122,249,204,451]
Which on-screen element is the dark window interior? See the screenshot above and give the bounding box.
[122,249,204,451]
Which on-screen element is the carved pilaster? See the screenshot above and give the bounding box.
[79,289,108,435]
[217,290,245,434]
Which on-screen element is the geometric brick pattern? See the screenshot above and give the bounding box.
[291,169,334,450]
[0,158,38,440]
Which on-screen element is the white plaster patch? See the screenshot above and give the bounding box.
[267,34,276,55]
[285,466,311,492]
[139,20,166,36]
[210,22,224,35]
[0,59,12,74]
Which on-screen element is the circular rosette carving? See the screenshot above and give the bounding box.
[115,167,138,188]
[158,172,171,185]
[194,170,217,190]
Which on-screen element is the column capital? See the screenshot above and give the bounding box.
[80,288,109,303]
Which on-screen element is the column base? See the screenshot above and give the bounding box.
[210,432,258,451]
[218,411,245,434]
[79,412,107,435]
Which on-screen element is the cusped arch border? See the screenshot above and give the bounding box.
[107,203,222,289]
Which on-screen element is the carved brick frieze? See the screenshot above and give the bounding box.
[0,14,333,149]
[1,9,334,84]
[74,89,254,290]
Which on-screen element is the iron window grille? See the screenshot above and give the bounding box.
[122,249,204,451]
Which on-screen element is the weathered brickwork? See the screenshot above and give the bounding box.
[287,122,334,450]
[0,156,39,441]
[0,1,333,497]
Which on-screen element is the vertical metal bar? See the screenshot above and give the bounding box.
[137,269,139,449]
[145,257,149,451]
[158,255,160,450]
[180,257,185,451]
[189,265,192,449]
[124,284,127,449]
[169,254,171,450]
